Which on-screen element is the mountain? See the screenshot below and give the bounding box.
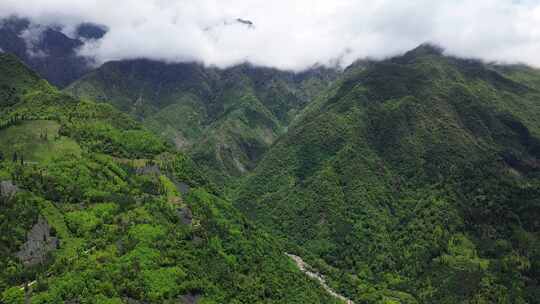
[0,16,338,183]
[0,16,105,87]
[65,59,338,182]
[0,53,342,303]
[234,44,540,303]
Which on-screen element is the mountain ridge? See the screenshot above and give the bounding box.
[0,53,343,304]
[0,16,105,87]
[234,46,540,303]
[65,58,340,183]
[2,34,540,302]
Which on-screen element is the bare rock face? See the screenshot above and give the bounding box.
[0,180,18,199]
[235,18,254,28]
[174,181,190,195]
[179,293,201,304]
[136,164,161,175]
[177,207,193,225]
[15,216,59,266]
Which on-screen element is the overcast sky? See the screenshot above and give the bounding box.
[2,0,540,70]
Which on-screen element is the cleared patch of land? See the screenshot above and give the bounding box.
[0,120,81,163]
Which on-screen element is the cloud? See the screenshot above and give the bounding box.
[19,24,49,58]
[1,0,540,70]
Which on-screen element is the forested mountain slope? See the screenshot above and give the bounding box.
[65,60,338,183]
[235,45,540,303]
[0,53,341,304]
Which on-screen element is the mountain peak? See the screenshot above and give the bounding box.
[76,22,108,40]
[236,18,254,28]
[399,43,444,62]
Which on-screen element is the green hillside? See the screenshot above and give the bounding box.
[0,120,81,163]
[0,53,341,304]
[65,60,338,183]
[235,45,540,303]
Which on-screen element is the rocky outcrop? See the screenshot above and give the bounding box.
[136,164,161,175]
[0,180,18,199]
[177,207,193,225]
[15,216,58,266]
[235,18,254,28]
[174,181,190,195]
[179,293,201,304]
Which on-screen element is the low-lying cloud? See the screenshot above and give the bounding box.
[2,0,540,70]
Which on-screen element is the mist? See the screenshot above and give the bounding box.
[2,0,540,70]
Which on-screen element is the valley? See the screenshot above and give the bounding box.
[65,60,339,183]
[0,12,539,304]
[0,53,341,303]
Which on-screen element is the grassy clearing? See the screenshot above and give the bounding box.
[0,120,81,163]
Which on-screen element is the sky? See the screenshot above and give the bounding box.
[1,0,540,71]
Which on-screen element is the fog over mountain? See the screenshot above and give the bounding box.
[1,0,540,70]
[2,2,540,303]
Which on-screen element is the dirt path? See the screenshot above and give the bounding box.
[286,253,354,304]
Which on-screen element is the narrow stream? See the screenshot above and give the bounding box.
[286,253,354,304]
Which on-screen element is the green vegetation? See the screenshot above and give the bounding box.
[0,120,81,163]
[4,43,540,303]
[235,45,540,303]
[0,53,341,303]
[66,60,338,183]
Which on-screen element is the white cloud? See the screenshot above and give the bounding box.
[19,24,49,58]
[1,0,540,70]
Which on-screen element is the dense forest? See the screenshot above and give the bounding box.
[1,13,540,302]
[0,53,341,303]
[65,60,338,184]
[235,45,540,303]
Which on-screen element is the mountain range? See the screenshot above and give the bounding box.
[65,59,338,183]
[0,16,105,88]
[235,44,540,303]
[0,52,341,303]
[0,16,539,304]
